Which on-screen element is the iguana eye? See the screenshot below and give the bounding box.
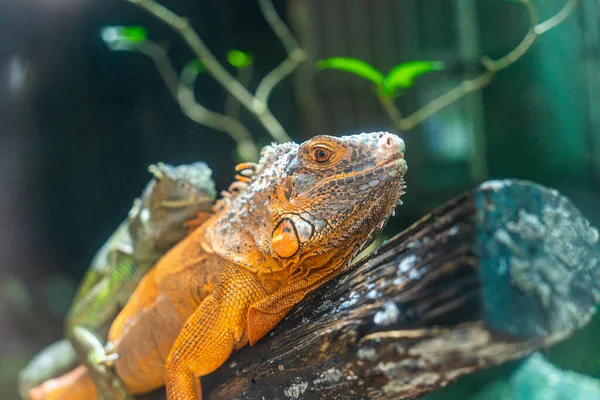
[313,146,332,163]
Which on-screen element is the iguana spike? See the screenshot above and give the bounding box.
[228,181,248,195]
[147,163,166,180]
[238,168,254,177]
[235,174,253,183]
[212,191,234,213]
[235,162,258,173]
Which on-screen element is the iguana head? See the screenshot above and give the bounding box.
[129,162,216,251]
[213,132,407,276]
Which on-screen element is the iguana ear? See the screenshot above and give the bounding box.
[247,304,291,346]
[271,219,300,259]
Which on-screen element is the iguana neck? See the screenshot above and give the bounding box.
[205,197,363,290]
[204,187,278,275]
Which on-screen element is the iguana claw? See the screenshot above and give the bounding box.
[71,327,133,400]
[94,352,120,367]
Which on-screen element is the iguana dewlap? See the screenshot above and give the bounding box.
[29,132,407,400]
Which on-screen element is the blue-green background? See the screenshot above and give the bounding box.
[0,0,598,398]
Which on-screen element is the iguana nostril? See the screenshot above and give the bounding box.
[380,133,396,148]
[379,133,405,157]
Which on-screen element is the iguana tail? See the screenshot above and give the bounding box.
[28,365,96,400]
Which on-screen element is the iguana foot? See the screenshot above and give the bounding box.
[89,355,133,400]
[89,342,132,400]
[70,327,133,400]
[94,352,120,367]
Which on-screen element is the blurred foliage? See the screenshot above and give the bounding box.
[381,61,445,96]
[316,58,385,85]
[118,26,148,43]
[186,59,206,75]
[100,26,148,50]
[316,57,444,98]
[226,50,253,69]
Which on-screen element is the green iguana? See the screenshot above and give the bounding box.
[19,162,216,399]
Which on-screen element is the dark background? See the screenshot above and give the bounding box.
[1,0,599,398]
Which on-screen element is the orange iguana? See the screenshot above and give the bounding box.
[29,132,407,400]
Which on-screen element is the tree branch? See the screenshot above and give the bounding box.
[224,67,254,121]
[535,0,580,35]
[255,0,307,106]
[141,180,600,399]
[126,0,294,144]
[388,0,580,132]
[130,40,259,161]
[178,64,259,162]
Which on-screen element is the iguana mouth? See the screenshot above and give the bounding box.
[310,154,407,194]
[375,155,406,174]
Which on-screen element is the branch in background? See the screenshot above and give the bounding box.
[224,66,254,122]
[378,95,404,131]
[394,0,580,132]
[255,0,307,105]
[534,0,579,34]
[178,63,259,162]
[126,0,303,144]
[132,40,260,161]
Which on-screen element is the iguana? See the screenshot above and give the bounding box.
[20,162,216,399]
[28,132,407,400]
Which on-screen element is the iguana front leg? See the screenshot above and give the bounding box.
[165,266,268,400]
[164,264,339,400]
[66,249,137,400]
[247,265,340,345]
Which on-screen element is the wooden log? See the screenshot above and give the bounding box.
[142,180,600,400]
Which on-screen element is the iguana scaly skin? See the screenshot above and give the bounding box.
[21,162,216,399]
[28,132,407,400]
[67,162,216,331]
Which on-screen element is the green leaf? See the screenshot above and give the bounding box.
[382,60,444,96]
[101,26,148,50]
[316,57,385,85]
[186,59,206,75]
[121,26,148,43]
[227,50,253,69]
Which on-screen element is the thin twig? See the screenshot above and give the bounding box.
[137,41,180,98]
[255,55,305,106]
[255,0,307,105]
[394,0,579,132]
[379,95,404,131]
[535,0,580,34]
[127,0,292,143]
[178,65,259,161]
[481,0,539,71]
[131,40,259,161]
[398,72,496,131]
[258,0,301,55]
[225,67,254,121]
